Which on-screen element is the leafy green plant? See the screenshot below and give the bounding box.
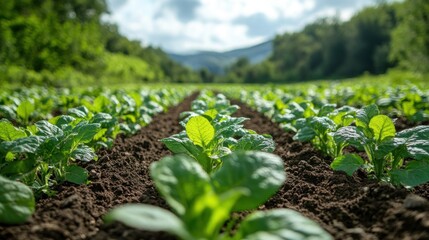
[0,175,35,224]
[105,152,332,240]
[331,104,429,186]
[162,92,275,173]
[0,116,103,196]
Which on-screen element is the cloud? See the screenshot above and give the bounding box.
[163,0,201,22]
[104,0,377,53]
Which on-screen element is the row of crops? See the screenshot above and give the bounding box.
[228,83,429,188]
[0,87,191,224]
[1,78,428,238]
[106,91,333,239]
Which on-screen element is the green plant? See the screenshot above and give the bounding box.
[0,175,35,224]
[162,92,274,173]
[331,104,429,186]
[105,152,332,240]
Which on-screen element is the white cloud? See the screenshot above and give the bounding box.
[104,0,375,53]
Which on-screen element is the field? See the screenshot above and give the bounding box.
[1,74,429,240]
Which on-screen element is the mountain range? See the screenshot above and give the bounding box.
[168,40,272,74]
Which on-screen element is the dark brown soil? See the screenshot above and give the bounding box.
[1,95,428,240]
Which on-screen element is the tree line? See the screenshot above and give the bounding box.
[218,0,429,83]
[0,0,199,87]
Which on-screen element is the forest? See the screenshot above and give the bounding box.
[220,0,429,83]
[0,0,200,87]
[0,0,428,86]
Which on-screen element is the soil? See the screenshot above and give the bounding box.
[1,94,428,240]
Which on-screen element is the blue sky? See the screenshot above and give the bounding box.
[104,0,376,54]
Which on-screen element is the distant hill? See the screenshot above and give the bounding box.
[168,40,272,74]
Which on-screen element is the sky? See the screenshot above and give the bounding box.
[104,0,376,54]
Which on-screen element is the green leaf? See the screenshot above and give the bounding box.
[332,126,366,149]
[71,145,96,162]
[72,122,100,144]
[0,120,26,141]
[396,126,429,160]
[150,155,212,216]
[235,209,332,240]
[293,126,316,142]
[234,134,275,152]
[161,136,202,158]
[0,157,36,177]
[212,151,286,211]
[356,104,379,128]
[64,165,88,184]
[203,109,218,121]
[50,115,75,127]
[0,175,35,224]
[311,117,337,133]
[369,115,396,142]
[318,104,336,117]
[104,204,192,240]
[391,159,429,187]
[186,116,214,147]
[331,154,364,176]
[67,106,89,118]
[1,136,42,154]
[16,100,34,122]
[35,120,63,137]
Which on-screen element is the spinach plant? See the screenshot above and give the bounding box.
[0,115,104,196]
[162,92,274,173]
[331,104,429,187]
[105,152,332,240]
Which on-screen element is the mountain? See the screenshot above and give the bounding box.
[168,40,272,74]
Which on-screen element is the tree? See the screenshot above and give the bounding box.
[390,0,429,73]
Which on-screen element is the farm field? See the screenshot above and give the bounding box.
[1,76,429,239]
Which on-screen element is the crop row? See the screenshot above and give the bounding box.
[106,91,333,240]
[223,81,429,123]
[0,88,189,224]
[238,90,429,187]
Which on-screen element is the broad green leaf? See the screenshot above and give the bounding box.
[331,154,364,176]
[234,134,275,152]
[402,101,417,117]
[150,155,212,216]
[369,115,395,142]
[2,136,42,154]
[71,145,96,162]
[104,204,192,240]
[64,165,88,184]
[50,115,75,127]
[67,106,89,118]
[186,116,214,147]
[0,157,36,176]
[391,160,429,187]
[35,120,63,137]
[293,127,316,142]
[356,104,379,128]
[396,126,429,160]
[0,176,35,224]
[72,122,100,144]
[17,100,34,122]
[311,117,336,133]
[235,209,332,240]
[161,136,202,158]
[0,105,16,120]
[203,109,218,121]
[0,120,26,141]
[332,126,365,149]
[212,151,286,211]
[318,104,336,117]
[185,188,245,238]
